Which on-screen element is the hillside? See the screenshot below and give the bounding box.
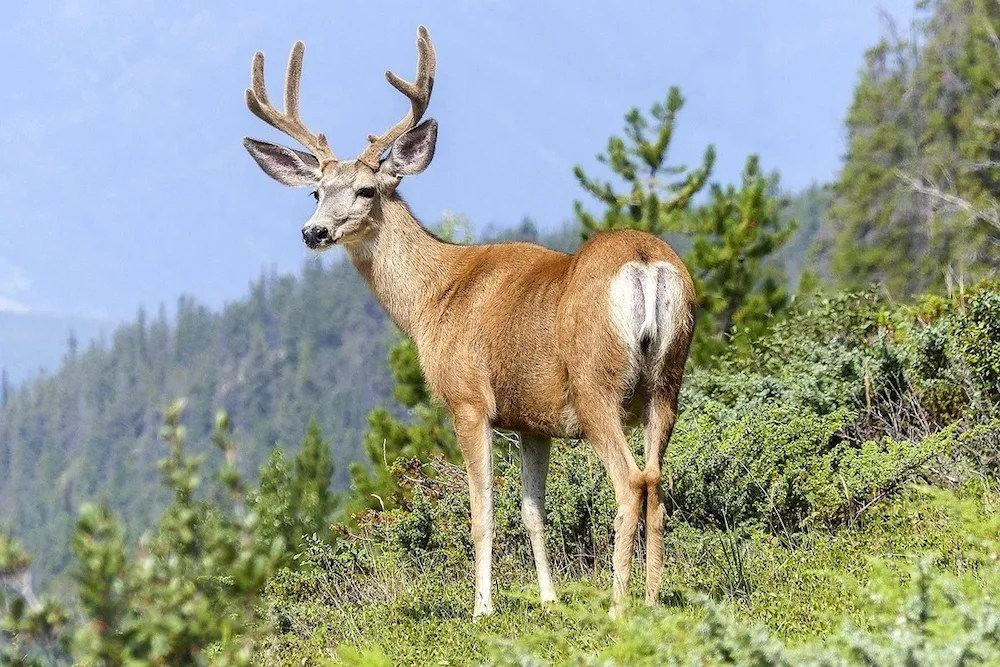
[263,283,1000,664]
[0,256,399,583]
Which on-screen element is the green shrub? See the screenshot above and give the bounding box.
[951,287,1000,407]
[665,407,852,532]
[0,402,295,666]
[663,407,982,533]
[688,287,999,428]
[485,488,1000,667]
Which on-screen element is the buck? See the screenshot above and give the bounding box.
[242,26,696,618]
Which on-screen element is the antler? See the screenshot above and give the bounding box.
[356,26,436,169]
[245,41,336,165]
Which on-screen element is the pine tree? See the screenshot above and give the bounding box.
[574,87,715,240]
[829,1,1000,296]
[291,417,338,535]
[828,29,929,295]
[688,155,795,364]
[574,89,793,364]
[251,417,340,552]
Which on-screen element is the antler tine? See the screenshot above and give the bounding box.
[245,41,336,165]
[357,26,436,169]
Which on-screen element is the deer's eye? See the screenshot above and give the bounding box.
[356,187,376,199]
[309,190,319,201]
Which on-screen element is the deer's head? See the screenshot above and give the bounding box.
[243,27,438,250]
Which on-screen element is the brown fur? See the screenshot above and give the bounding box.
[343,194,697,616]
[243,26,697,618]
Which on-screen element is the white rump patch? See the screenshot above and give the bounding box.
[608,261,686,376]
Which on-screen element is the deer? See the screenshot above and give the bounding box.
[241,26,697,619]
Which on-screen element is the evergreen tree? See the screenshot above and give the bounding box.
[251,417,340,555]
[1,404,287,664]
[574,87,715,240]
[574,89,793,364]
[290,417,338,535]
[688,155,795,364]
[830,0,1000,296]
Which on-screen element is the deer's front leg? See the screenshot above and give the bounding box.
[519,432,557,604]
[453,406,495,618]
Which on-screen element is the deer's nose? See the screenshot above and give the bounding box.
[302,226,329,248]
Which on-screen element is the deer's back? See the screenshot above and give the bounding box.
[418,231,694,436]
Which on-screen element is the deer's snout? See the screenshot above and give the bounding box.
[302,225,330,249]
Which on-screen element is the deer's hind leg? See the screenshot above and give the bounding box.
[574,390,645,617]
[640,382,681,605]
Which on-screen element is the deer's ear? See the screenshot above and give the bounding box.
[381,119,438,178]
[243,138,321,187]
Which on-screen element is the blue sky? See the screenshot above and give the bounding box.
[0,0,913,321]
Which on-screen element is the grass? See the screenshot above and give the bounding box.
[258,482,1000,665]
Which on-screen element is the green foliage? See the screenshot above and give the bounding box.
[829,0,1000,296]
[1,532,69,666]
[263,455,1000,665]
[574,89,795,364]
[0,258,399,586]
[4,285,999,665]
[687,155,795,364]
[249,417,341,561]
[257,285,1000,664]
[951,287,1000,407]
[0,532,29,576]
[573,87,715,239]
[667,406,995,535]
[482,487,1000,667]
[686,283,1000,430]
[67,401,284,665]
[0,402,302,665]
[666,407,849,532]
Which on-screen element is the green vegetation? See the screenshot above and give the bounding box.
[254,282,1000,665]
[4,0,1000,663]
[0,259,399,585]
[4,282,998,664]
[573,87,715,240]
[574,90,795,365]
[829,0,1000,295]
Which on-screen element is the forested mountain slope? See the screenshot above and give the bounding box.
[0,256,398,582]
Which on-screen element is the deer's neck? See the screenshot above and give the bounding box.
[344,194,453,340]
